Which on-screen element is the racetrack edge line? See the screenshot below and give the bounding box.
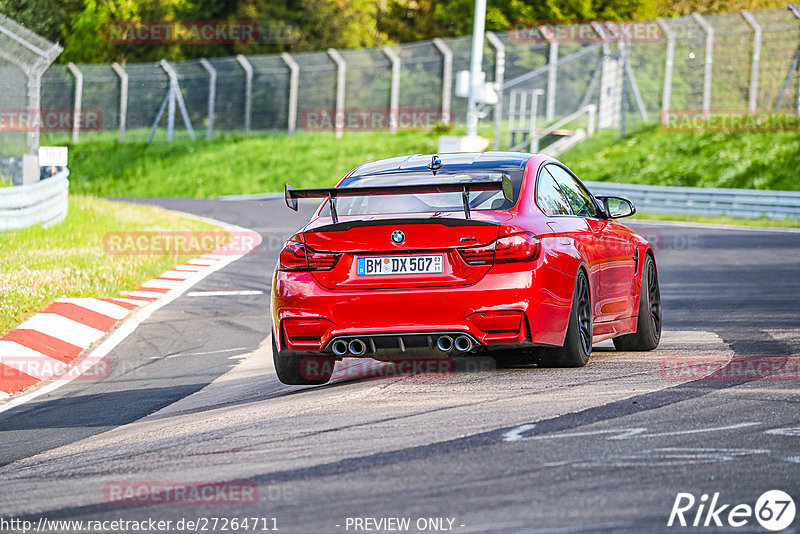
[0,210,262,414]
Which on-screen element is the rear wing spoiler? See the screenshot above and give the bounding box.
[284,176,513,223]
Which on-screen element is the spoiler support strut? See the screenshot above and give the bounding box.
[284,177,513,224]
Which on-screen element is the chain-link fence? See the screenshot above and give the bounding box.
[35,6,800,150]
[0,14,61,184]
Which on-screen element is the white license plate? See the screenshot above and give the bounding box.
[357,255,444,276]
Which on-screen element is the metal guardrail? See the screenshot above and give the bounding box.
[585,181,800,220]
[0,170,70,231]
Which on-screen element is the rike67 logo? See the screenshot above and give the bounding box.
[668,490,796,531]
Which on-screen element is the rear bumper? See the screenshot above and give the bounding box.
[272,262,574,353]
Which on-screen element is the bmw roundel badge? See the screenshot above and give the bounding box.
[391,230,405,244]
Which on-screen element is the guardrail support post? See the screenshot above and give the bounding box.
[432,38,453,125]
[236,54,253,134]
[66,62,83,144]
[327,48,346,138]
[541,28,559,122]
[280,52,299,137]
[692,14,714,115]
[111,62,128,142]
[198,59,216,141]
[656,18,675,116]
[486,31,505,150]
[381,46,401,134]
[741,12,762,113]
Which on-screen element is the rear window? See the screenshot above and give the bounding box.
[335,171,523,217]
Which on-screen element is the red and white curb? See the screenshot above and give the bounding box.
[0,222,261,403]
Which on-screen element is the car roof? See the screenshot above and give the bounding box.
[351,151,534,176]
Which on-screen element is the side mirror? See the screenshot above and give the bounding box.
[597,196,636,218]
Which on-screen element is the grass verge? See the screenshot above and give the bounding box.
[560,124,800,190]
[0,195,224,336]
[629,211,800,228]
[65,126,800,198]
[68,130,441,197]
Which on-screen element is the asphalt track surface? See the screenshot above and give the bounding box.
[1,197,799,533]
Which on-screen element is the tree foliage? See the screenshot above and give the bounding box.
[0,0,783,64]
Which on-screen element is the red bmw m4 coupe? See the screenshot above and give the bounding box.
[272,152,661,385]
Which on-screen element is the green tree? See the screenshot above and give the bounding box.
[0,0,83,43]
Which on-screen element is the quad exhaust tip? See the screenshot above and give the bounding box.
[454,335,473,352]
[332,339,349,356]
[348,339,367,356]
[437,334,472,352]
[436,335,454,352]
[334,335,472,355]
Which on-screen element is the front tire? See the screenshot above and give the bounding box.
[272,337,334,385]
[613,254,661,351]
[539,269,592,367]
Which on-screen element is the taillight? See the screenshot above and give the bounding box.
[459,244,495,265]
[307,249,341,270]
[495,232,540,262]
[459,232,540,266]
[279,242,341,271]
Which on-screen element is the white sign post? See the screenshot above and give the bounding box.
[38,146,68,167]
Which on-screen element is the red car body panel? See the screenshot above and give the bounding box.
[271,152,653,356]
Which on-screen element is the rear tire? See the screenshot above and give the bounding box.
[539,270,592,368]
[272,337,334,385]
[613,254,661,351]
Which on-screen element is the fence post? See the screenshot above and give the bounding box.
[198,59,216,141]
[111,62,128,142]
[587,103,597,136]
[692,14,714,115]
[656,18,675,117]
[540,27,559,122]
[327,48,346,138]
[432,38,453,125]
[26,57,48,157]
[66,62,82,144]
[381,46,401,134]
[485,31,505,150]
[529,90,543,152]
[280,53,299,137]
[605,21,648,124]
[158,59,195,141]
[236,54,253,134]
[791,3,800,114]
[740,12,761,113]
[592,22,621,130]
